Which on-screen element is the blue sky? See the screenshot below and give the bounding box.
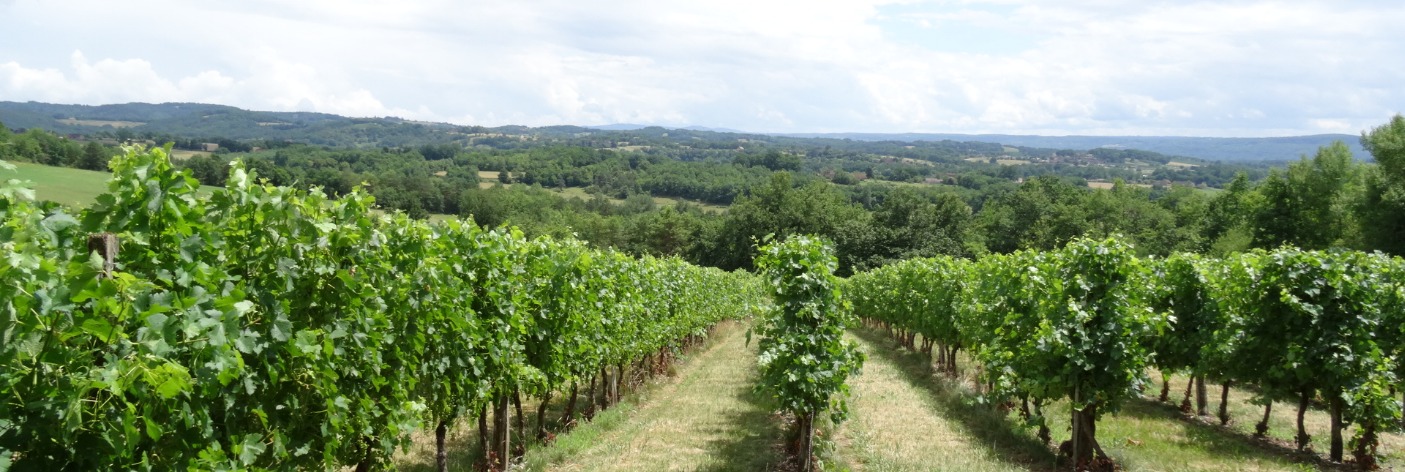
[1,0,1401,137]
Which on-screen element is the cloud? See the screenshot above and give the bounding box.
[0,50,423,119]
[0,0,1401,136]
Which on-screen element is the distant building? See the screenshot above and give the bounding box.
[200,143,220,152]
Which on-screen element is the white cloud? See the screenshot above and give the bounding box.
[0,0,1401,136]
[0,50,422,119]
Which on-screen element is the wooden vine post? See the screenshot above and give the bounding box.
[88,232,118,278]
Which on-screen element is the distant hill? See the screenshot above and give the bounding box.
[776,132,1369,163]
[0,101,1366,162]
[585,123,650,131]
[586,124,744,133]
[0,101,466,147]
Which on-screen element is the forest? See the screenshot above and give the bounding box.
[3,105,1356,278]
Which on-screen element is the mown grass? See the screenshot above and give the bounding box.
[845,326,1379,471]
[1144,371,1405,469]
[520,320,782,471]
[393,321,778,471]
[7,161,114,208]
[834,329,1050,471]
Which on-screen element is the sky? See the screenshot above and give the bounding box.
[1,0,1401,137]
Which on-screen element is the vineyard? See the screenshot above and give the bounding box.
[848,238,1405,470]
[0,147,765,470]
[5,146,1405,471]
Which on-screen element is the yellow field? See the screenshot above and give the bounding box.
[962,157,1028,166]
[56,118,144,128]
[170,150,214,161]
[1088,180,1152,190]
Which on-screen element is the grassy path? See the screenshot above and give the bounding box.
[522,321,782,471]
[841,326,1374,471]
[833,329,1051,472]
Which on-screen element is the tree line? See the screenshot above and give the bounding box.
[4,116,1397,277]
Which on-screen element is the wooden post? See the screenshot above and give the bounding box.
[88,233,118,278]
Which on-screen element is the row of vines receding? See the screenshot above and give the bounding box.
[0,147,766,471]
[847,236,1405,470]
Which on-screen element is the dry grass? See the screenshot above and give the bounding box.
[393,416,482,472]
[522,321,782,471]
[169,149,213,161]
[1087,180,1154,190]
[1144,372,1405,469]
[56,118,144,128]
[835,330,1054,471]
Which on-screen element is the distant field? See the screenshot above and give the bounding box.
[962,157,1029,165]
[7,161,114,207]
[56,118,144,128]
[1088,180,1152,190]
[475,171,726,213]
[1166,161,1199,168]
[170,150,214,161]
[6,162,221,208]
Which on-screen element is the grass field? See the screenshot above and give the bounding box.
[7,161,115,207]
[5,161,218,208]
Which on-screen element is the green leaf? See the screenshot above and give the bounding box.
[238,433,266,465]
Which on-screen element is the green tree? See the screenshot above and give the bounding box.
[1363,115,1405,182]
[1084,180,1180,255]
[870,187,975,264]
[975,175,1089,253]
[1356,115,1405,255]
[706,173,869,273]
[79,141,110,171]
[1252,142,1357,249]
[1202,173,1257,255]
